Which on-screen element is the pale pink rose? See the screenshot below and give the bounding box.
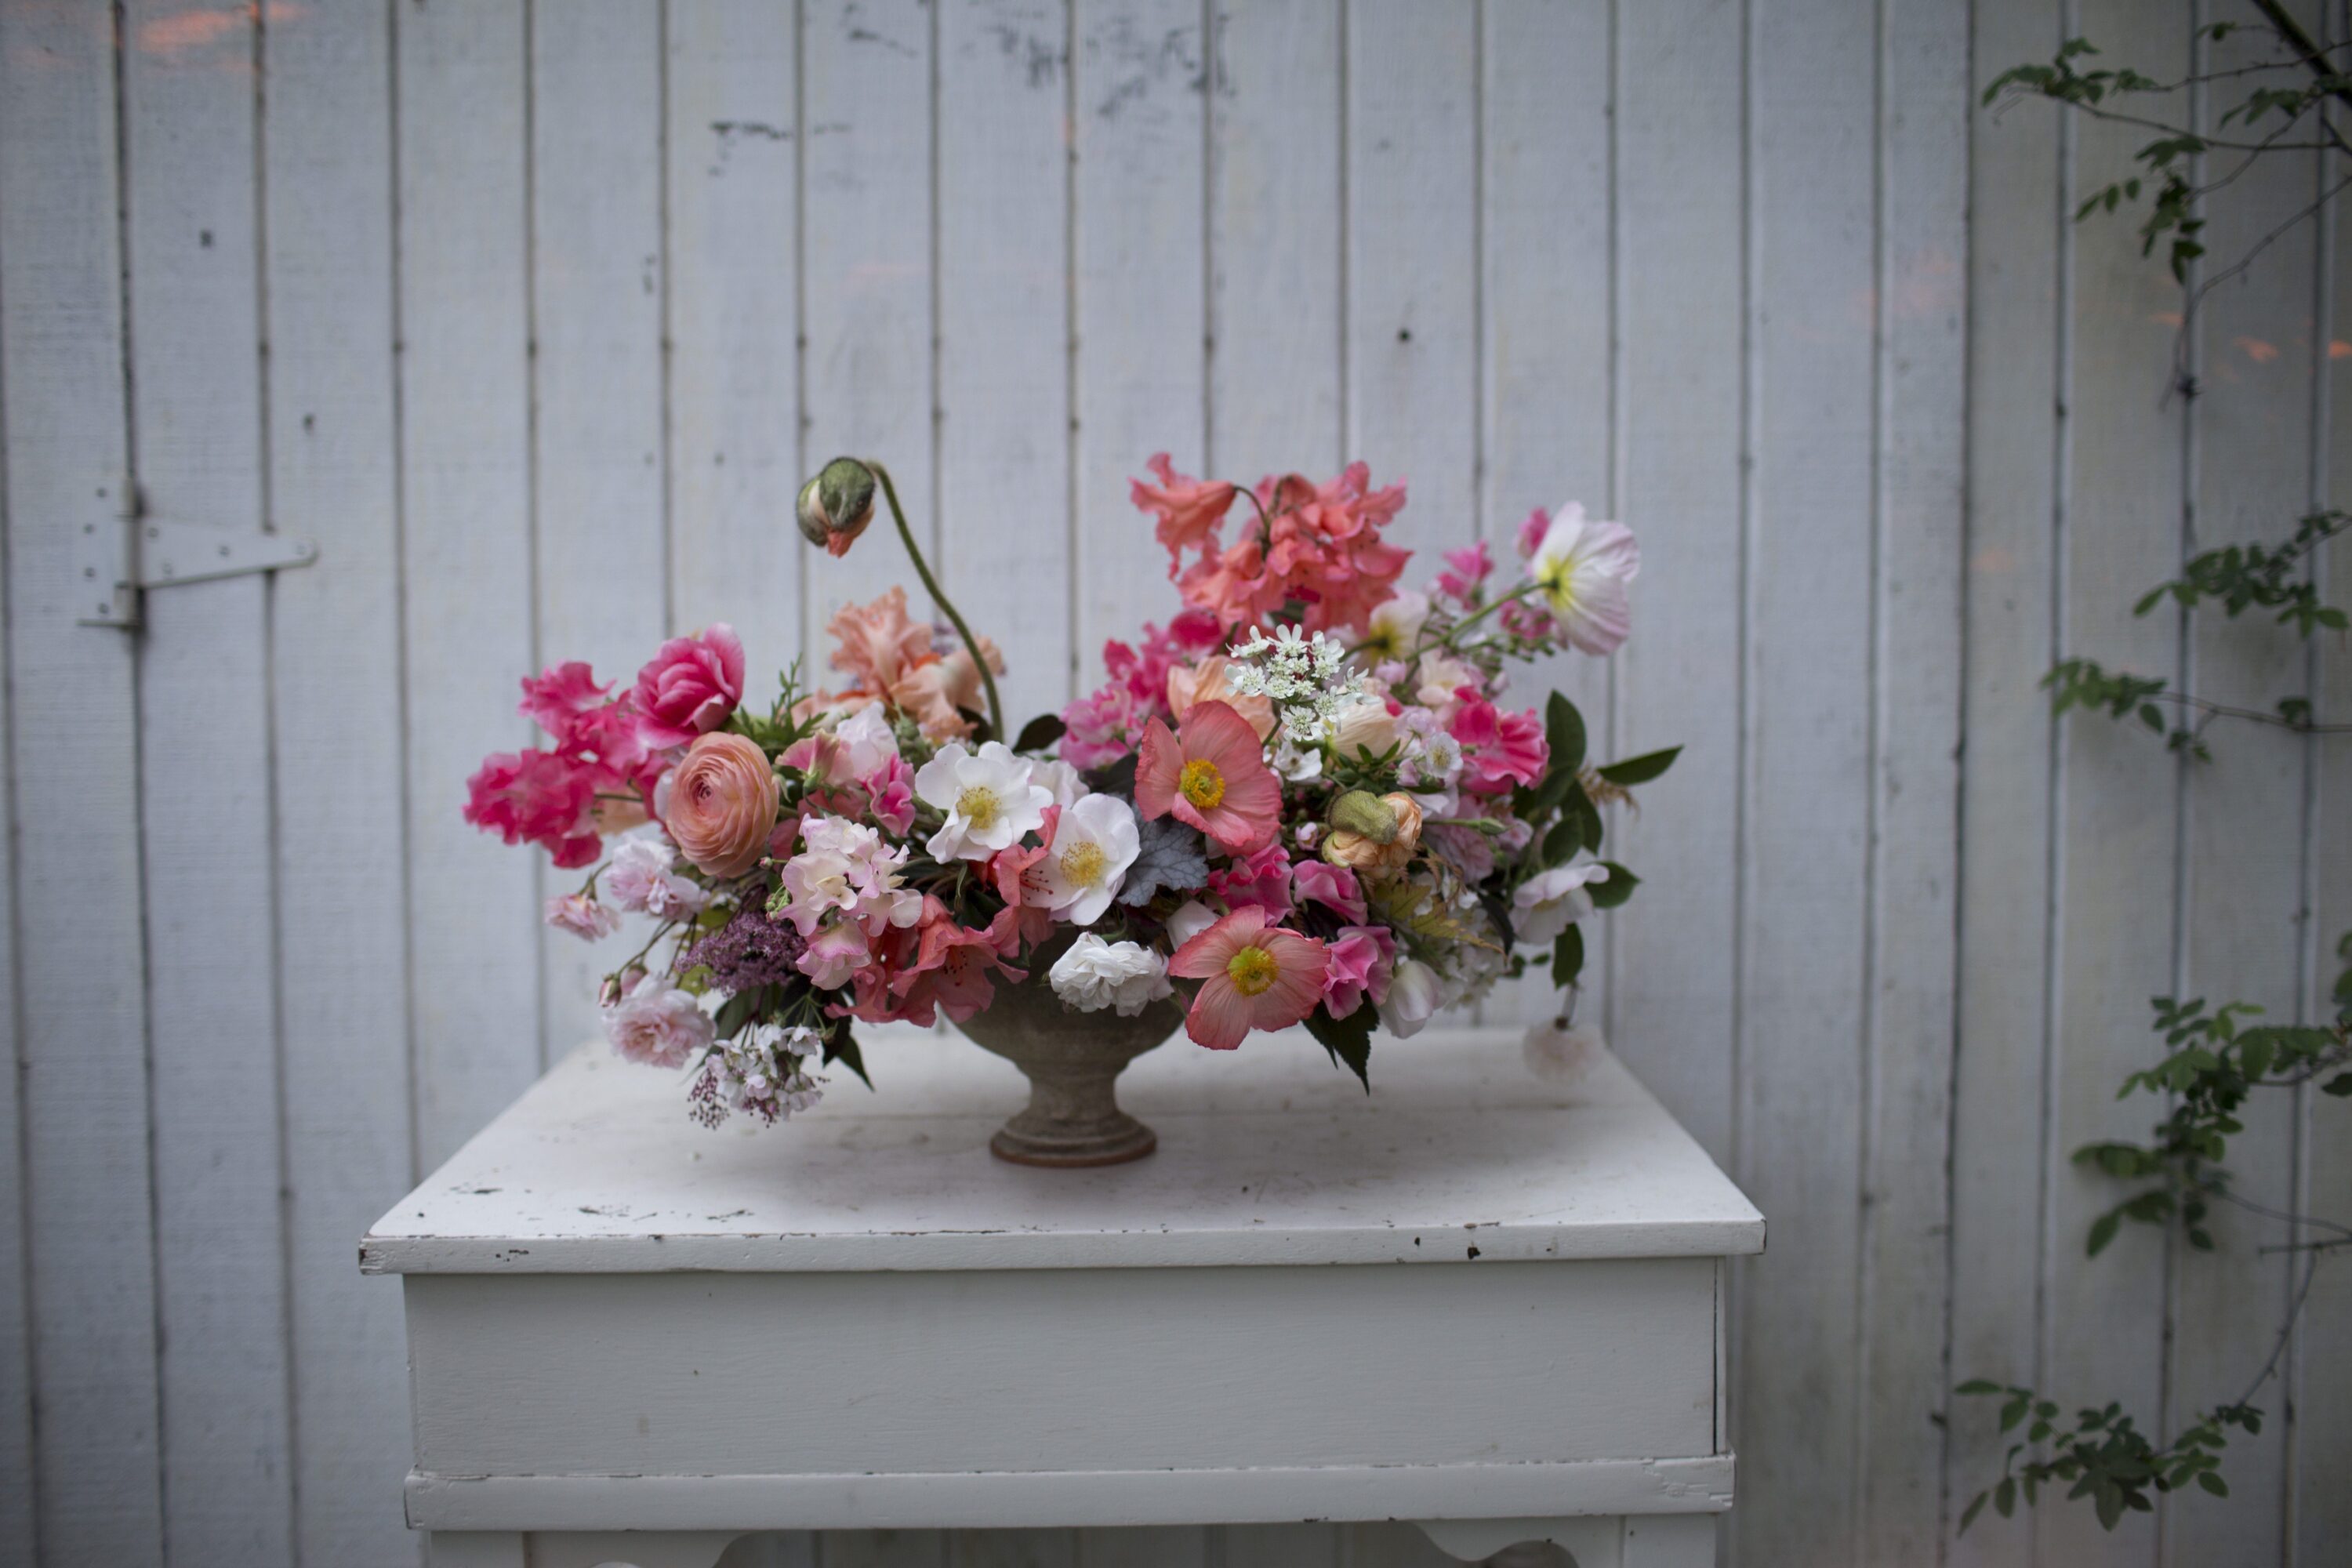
[632,624,746,749]
[663,731,780,879]
[604,827,706,919]
[544,891,621,941]
[602,969,714,1069]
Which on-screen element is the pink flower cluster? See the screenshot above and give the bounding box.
[1058,608,1224,769]
[1135,455,1412,636]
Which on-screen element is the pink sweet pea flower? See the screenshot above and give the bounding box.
[1515,506,1552,561]
[632,624,746,748]
[1167,905,1329,1051]
[866,753,916,836]
[1449,699,1548,793]
[521,661,612,739]
[1132,452,1237,564]
[797,922,873,989]
[889,899,1026,1025]
[1434,542,1493,602]
[1134,699,1283,855]
[1208,841,1294,918]
[1291,859,1367,924]
[1320,924,1396,1019]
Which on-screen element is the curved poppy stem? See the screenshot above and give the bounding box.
[866,459,1005,743]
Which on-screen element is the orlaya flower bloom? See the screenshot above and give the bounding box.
[914,740,1053,862]
[1033,793,1142,925]
[1167,905,1329,1051]
[1528,503,1639,655]
[1134,699,1282,856]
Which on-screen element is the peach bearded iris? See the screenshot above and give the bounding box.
[1167,906,1329,1051]
[1134,699,1282,855]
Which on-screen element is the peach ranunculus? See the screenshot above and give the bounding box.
[664,731,780,879]
[1320,790,1425,880]
[1167,655,1276,741]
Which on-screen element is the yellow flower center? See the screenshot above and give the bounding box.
[1534,556,1577,615]
[1226,944,1279,996]
[955,785,1002,831]
[1058,839,1108,887]
[1179,757,1226,810]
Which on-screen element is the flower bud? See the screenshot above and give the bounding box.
[797,457,878,557]
[1323,791,1424,879]
[1329,789,1398,844]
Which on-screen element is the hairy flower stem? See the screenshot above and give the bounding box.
[866,459,1005,743]
[1419,580,1542,655]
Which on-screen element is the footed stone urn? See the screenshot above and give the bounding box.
[952,939,1184,1167]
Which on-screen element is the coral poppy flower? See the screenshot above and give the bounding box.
[1134,699,1282,855]
[1167,906,1329,1051]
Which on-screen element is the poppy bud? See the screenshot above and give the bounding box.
[797,456,878,556]
[1328,789,1398,844]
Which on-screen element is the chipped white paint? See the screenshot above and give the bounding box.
[372,1026,1746,1565]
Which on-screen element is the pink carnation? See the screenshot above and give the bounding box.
[632,624,746,749]
[463,749,602,869]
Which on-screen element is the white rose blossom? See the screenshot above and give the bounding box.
[1048,934,1174,1017]
[914,740,1053,862]
[1033,793,1142,925]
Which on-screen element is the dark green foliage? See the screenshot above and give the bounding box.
[1305,1004,1374,1091]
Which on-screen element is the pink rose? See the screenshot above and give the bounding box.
[1321,924,1396,1019]
[601,969,714,1069]
[544,891,622,941]
[663,731,780,879]
[632,624,746,749]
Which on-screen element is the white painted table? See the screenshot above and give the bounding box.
[365,1025,1762,1567]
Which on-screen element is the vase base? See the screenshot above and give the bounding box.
[989,1116,1159,1169]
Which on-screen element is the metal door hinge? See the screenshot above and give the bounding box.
[76,483,318,628]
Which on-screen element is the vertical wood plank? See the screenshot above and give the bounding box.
[0,13,165,1561]
[2038,2,2189,1563]
[1218,1523,1339,1568]
[1479,0,1613,1027]
[802,0,936,656]
[1343,0,1473,563]
[666,0,804,676]
[2164,9,2321,1562]
[1948,2,2063,1563]
[1206,0,1341,481]
[2296,102,2352,1562]
[1608,0,1744,1169]
[1073,1525,1203,1567]
[0,413,29,1567]
[260,0,421,1562]
[938,0,1075,727]
[1737,0,1878,1560]
[1072,0,1207,688]
[120,1,295,1558]
[531,0,669,1062]
[1859,0,1968,1559]
[398,0,543,1171]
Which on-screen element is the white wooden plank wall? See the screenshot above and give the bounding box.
[0,4,2345,1566]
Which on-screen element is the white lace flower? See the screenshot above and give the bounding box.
[1034,793,1142,925]
[1048,934,1174,1017]
[1226,625,1370,746]
[914,740,1053,862]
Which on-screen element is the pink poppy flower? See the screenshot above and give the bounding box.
[1131,453,1237,563]
[1167,906,1329,1051]
[1320,924,1396,1019]
[632,624,746,748]
[1134,699,1282,856]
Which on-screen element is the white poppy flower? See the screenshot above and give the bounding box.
[915,740,1052,862]
[1033,793,1142,925]
[1529,503,1641,655]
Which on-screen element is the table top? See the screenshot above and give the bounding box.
[363,1023,1763,1276]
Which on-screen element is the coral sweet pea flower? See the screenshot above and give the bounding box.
[1167,906,1329,1051]
[1134,699,1282,855]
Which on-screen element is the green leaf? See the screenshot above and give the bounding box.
[2087,1210,2122,1258]
[1995,1477,2017,1519]
[1596,746,1682,786]
[1541,812,1583,868]
[821,1018,873,1089]
[1958,1493,1988,1534]
[1544,692,1588,777]
[1588,862,1639,910]
[1304,1005,1374,1091]
[2197,1472,2227,1498]
[1552,925,1585,989]
[1566,781,1606,854]
[712,987,765,1041]
[1012,711,1067,753]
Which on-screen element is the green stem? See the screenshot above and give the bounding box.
[867,459,1005,743]
[1417,580,1543,656]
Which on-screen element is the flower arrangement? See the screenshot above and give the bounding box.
[465,451,1674,1129]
